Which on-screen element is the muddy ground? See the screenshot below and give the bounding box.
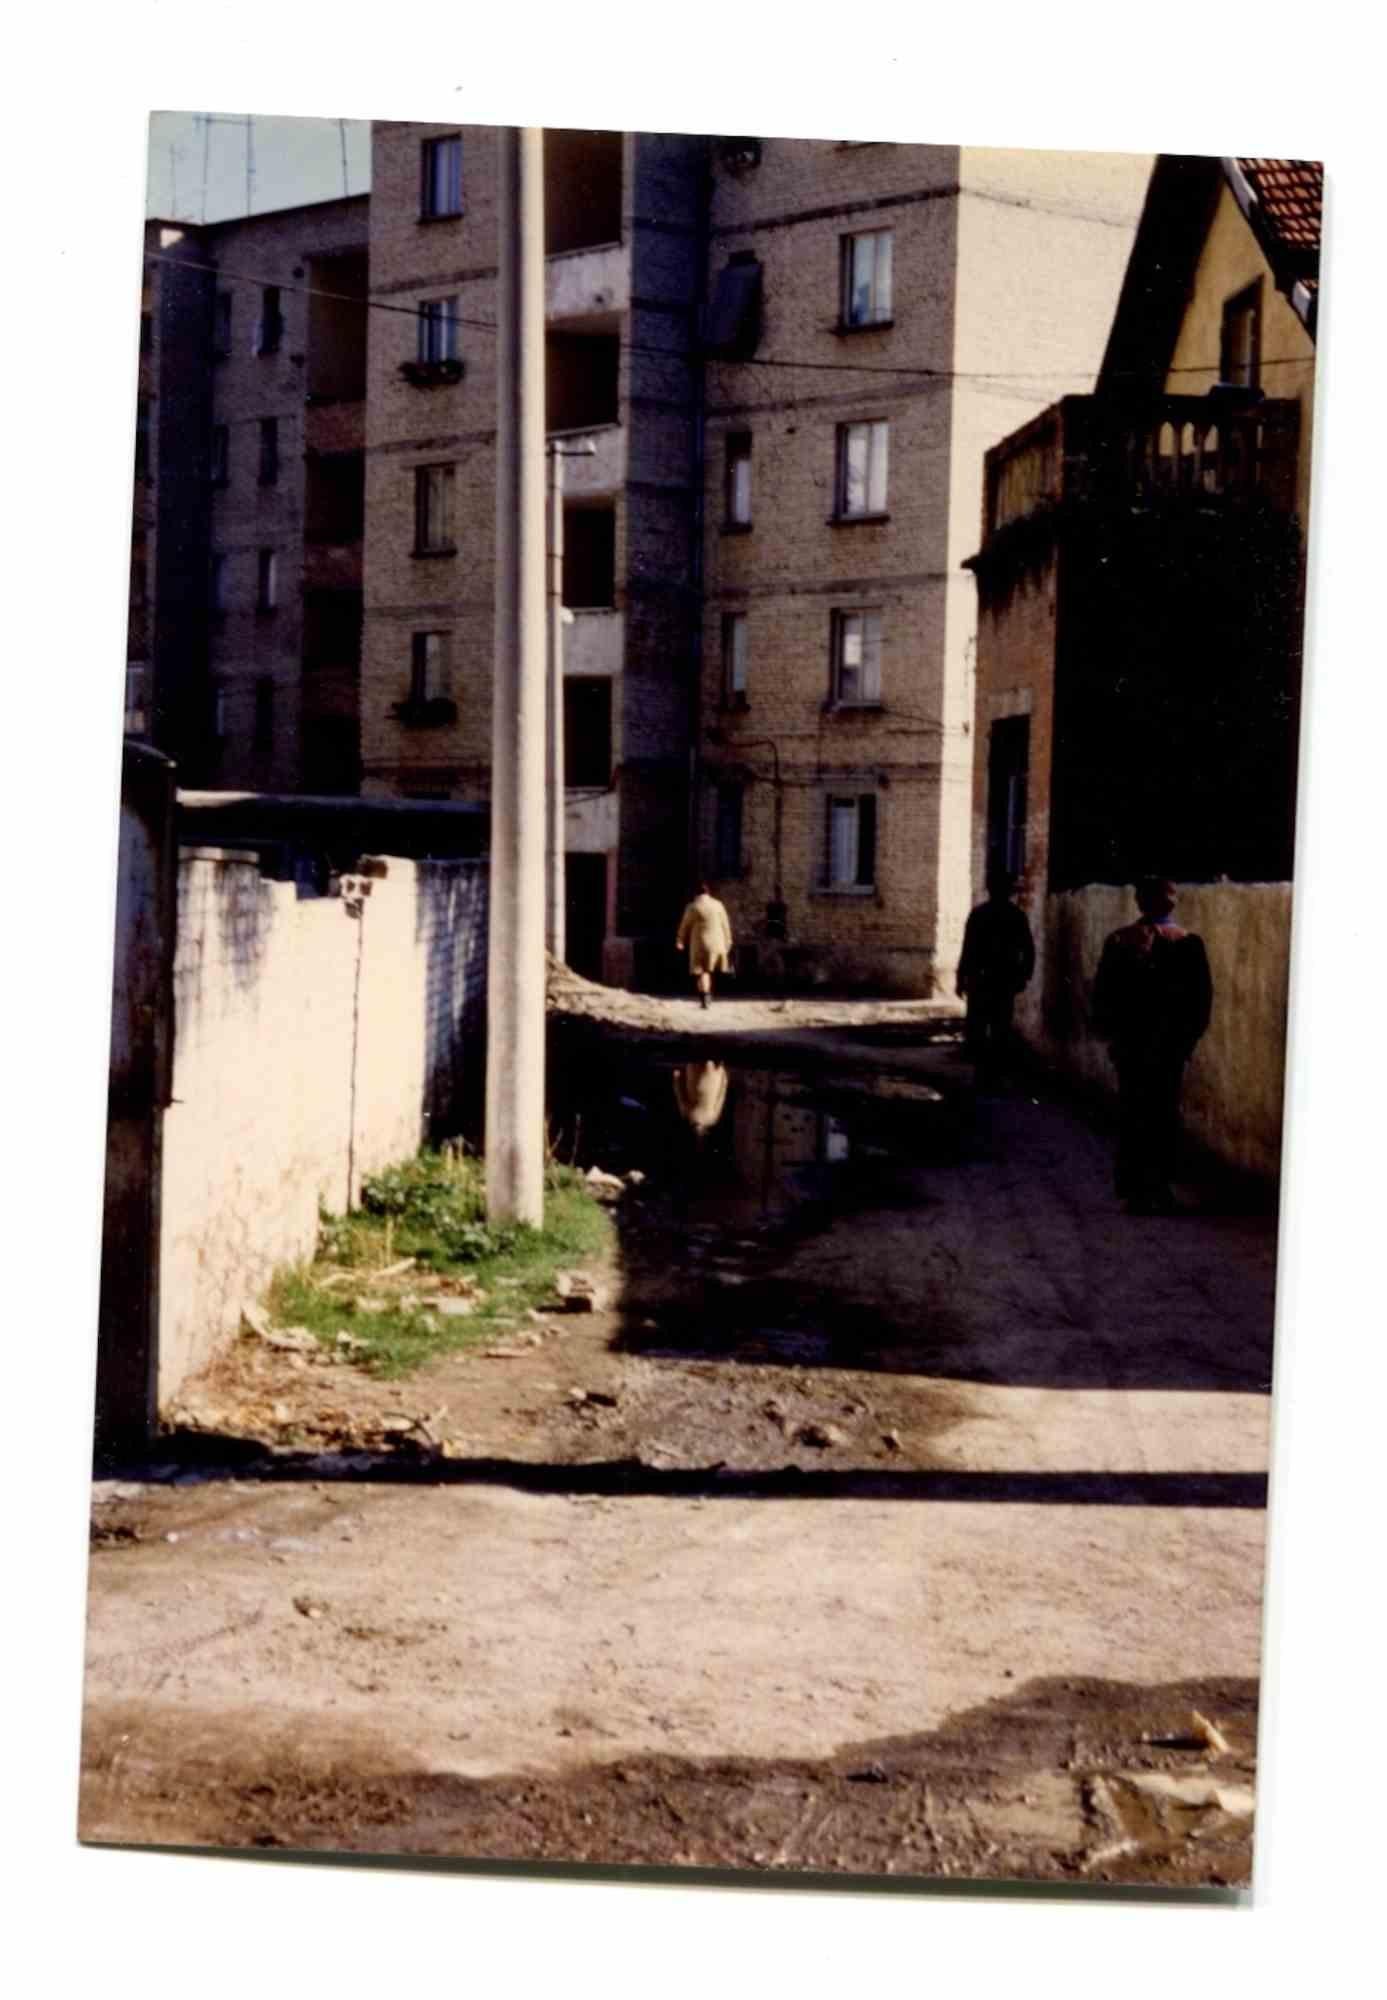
[82,1009,1276,1889]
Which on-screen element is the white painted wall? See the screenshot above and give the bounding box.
[158,850,487,1399]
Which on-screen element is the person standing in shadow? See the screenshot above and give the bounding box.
[1092,876,1214,1215]
[956,871,1036,1078]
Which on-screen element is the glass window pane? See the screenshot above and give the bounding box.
[868,423,888,511]
[830,800,857,884]
[875,233,893,319]
[862,612,882,700]
[843,426,867,513]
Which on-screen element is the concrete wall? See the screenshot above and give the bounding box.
[158,848,487,1399]
[1032,881,1292,1181]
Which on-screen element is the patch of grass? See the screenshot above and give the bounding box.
[266,1149,613,1379]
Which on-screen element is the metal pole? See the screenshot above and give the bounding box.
[546,445,566,963]
[486,127,547,1228]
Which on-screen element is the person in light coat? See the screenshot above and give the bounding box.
[675,882,734,1009]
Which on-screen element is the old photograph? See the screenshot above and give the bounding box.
[80,117,1320,1890]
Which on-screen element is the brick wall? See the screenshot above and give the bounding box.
[158,848,487,1398]
[203,196,369,792]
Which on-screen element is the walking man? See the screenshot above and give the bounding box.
[676,882,734,1010]
[956,871,1036,1075]
[1092,877,1213,1214]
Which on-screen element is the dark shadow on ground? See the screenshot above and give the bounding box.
[105,1431,1267,1507]
[79,1669,1258,1890]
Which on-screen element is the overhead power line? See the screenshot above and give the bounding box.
[144,248,1315,389]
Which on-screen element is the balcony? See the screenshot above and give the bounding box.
[563,608,623,679]
[550,422,624,498]
[546,243,628,326]
[985,393,1300,540]
[303,542,362,593]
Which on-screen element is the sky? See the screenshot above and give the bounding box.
[146,111,370,221]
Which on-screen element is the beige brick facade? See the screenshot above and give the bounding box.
[699,140,1149,994]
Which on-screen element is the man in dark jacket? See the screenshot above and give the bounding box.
[956,872,1036,1074]
[1092,877,1214,1214]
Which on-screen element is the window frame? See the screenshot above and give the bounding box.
[834,419,889,520]
[1220,278,1263,390]
[413,462,457,556]
[420,134,464,220]
[258,416,279,487]
[418,296,461,364]
[821,790,878,892]
[830,607,884,707]
[840,230,894,330]
[724,430,752,528]
[721,610,749,707]
[256,284,284,356]
[409,630,451,706]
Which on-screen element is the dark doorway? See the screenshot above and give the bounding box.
[987,716,1029,884]
[566,853,608,981]
[564,676,614,788]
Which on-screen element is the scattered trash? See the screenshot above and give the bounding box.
[292,1595,329,1621]
[1190,1709,1233,1757]
[881,1429,903,1453]
[583,1167,627,1203]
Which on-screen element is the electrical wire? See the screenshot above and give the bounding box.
[145,249,1315,389]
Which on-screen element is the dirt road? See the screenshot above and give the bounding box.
[82,1006,1276,1886]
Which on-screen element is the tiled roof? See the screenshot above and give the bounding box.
[1236,158,1322,262]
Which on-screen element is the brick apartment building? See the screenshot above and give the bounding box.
[128,196,369,793]
[697,142,1151,994]
[357,127,1148,992]
[131,132,1149,992]
[360,124,706,983]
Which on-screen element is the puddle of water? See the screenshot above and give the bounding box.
[548,1031,958,1237]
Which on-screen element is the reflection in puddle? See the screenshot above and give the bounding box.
[550,1034,954,1235]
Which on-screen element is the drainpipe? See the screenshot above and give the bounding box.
[686,139,713,894]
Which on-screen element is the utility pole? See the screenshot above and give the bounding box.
[486,128,548,1228]
[545,443,566,965]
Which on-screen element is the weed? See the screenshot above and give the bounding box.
[269,1149,614,1379]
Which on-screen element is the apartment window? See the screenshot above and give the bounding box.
[213,291,232,357]
[564,677,614,788]
[210,423,230,486]
[134,397,152,483]
[1221,281,1263,389]
[835,421,888,518]
[410,631,450,705]
[413,463,456,554]
[421,134,463,219]
[124,664,148,738]
[841,230,894,328]
[824,793,877,889]
[253,675,275,752]
[715,781,744,877]
[418,297,461,364]
[210,552,228,614]
[257,549,278,613]
[722,612,748,706]
[831,608,883,705]
[256,285,284,355]
[725,431,752,527]
[258,417,279,486]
